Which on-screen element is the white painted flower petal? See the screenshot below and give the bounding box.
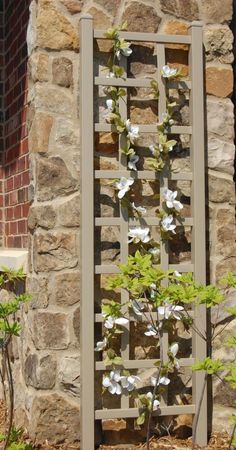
[170,342,179,357]
[115,317,129,325]
[103,377,111,388]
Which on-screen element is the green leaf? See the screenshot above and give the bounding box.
[192,357,224,375]
[136,412,146,425]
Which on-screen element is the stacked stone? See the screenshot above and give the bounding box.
[15,0,235,444]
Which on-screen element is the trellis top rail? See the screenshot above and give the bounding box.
[94,30,192,44]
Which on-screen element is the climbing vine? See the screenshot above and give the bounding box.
[95,23,236,449]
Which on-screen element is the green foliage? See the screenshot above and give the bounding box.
[225,335,236,348]
[192,357,224,375]
[198,285,224,308]
[104,349,123,367]
[0,426,33,450]
[220,272,236,289]
[225,364,236,389]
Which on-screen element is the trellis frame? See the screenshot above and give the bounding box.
[80,16,207,450]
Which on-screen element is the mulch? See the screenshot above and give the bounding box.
[32,432,230,450]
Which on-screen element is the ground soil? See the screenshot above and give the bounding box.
[32,433,231,450]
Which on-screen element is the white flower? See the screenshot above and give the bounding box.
[151,375,170,386]
[174,270,181,278]
[106,99,114,112]
[128,154,139,171]
[115,177,134,199]
[128,227,151,244]
[158,304,184,321]
[103,370,122,395]
[161,65,178,78]
[106,72,115,78]
[169,342,179,358]
[131,299,144,316]
[104,315,129,329]
[120,375,140,391]
[149,144,155,155]
[95,337,107,352]
[148,247,160,258]
[146,392,160,410]
[161,215,176,234]
[150,283,157,299]
[144,324,157,336]
[163,188,183,212]
[131,202,147,215]
[121,46,132,57]
[126,119,140,142]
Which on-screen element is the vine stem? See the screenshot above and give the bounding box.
[146,328,163,450]
[191,372,208,450]
[228,422,236,450]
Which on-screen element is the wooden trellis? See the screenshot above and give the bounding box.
[80,16,207,450]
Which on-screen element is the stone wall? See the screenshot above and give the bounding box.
[14,0,236,445]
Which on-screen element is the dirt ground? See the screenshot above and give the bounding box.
[33,432,231,450]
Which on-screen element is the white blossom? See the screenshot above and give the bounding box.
[115,177,134,199]
[95,337,107,352]
[144,324,157,336]
[163,188,183,212]
[161,65,178,78]
[161,215,176,234]
[120,374,140,391]
[158,304,184,321]
[148,247,160,258]
[128,154,139,171]
[116,45,132,60]
[103,370,122,395]
[126,119,140,142]
[150,282,157,299]
[131,299,144,316]
[146,392,160,410]
[106,99,114,112]
[174,270,181,278]
[151,375,170,386]
[169,342,180,369]
[149,144,155,155]
[131,202,147,215]
[106,72,115,78]
[128,227,151,244]
[104,315,129,329]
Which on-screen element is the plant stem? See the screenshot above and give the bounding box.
[146,329,163,450]
[191,372,207,450]
[4,346,14,450]
[228,422,236,450]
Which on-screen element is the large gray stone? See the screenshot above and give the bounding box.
[24,353,57,389]
[58,355,80,396]
[32,311,70,350]
[49,271,80,306]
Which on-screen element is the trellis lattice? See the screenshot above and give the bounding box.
[80,16,207,450]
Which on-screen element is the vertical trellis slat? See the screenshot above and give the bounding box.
[189,21,207,446]
[80,14,95,450]
[80,17,207,449]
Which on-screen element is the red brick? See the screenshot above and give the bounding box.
[18,220,27,234]
[6,177,13,192]
[14,204,22,219]
[6,208,14,221]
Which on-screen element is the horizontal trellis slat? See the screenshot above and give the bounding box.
[95,358,194,370]
[95,217,193,226]
[95,170,193,181]
[95,263,194,274]
[95,76,192,90]
[94,30,192,44]
[95,123,192,134]
[95,404,195,420]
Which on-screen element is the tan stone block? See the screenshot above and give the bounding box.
[122,2,161,33]
[34,230,79,271]
[207,137,235,175]
[160,0,199,21]
[26,275,49,309]
[162,20,189,50]
[49,271,80,306]
[215,208,236,258]
[208,171,235,203]
[207,96,234,141]
[34,84,73,116]
[216,257,236,283]
[31,393,80,444]
[87,7,112,52]
[57,193,80,227]
[37,0,79,50]
[95,132,118,155]
[204,26,233,64]
[130,104,158,124]
[24,354,57,389]
[52,57,73,88]
[206,66,233,98]
[202,0,233,23]
[28,205,56,231]
[29,112,53,154]
[28,52,49,82]
[58,356,80,396]
[95,0,121,16]
[59,0,83,14]
[36,156,78,201]
[32,311,70,350]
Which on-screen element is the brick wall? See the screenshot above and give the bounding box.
[3,0,30,248]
